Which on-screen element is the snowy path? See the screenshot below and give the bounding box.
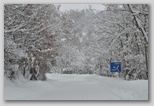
[4,74,148,100]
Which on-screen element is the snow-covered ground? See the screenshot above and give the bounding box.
[4,74,148,100]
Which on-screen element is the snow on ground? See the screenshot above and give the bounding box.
[4,74,148,100]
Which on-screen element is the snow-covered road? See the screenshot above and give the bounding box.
[4,74,148,100]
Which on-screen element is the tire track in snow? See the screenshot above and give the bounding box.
[86,76,124,100]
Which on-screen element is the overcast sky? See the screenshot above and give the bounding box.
[58,4,106,11]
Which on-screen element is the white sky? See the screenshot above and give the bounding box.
[58,4,106,11]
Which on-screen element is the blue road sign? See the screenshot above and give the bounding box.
[110,62,121,72]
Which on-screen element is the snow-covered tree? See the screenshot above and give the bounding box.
[4,4,61,80]
[4,4,148,81]
[90,4,148,79]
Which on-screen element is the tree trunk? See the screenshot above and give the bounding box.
[145,44,148,71]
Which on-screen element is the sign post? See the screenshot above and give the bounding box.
[110,62,121,78]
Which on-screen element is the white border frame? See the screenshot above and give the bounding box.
[0,0,153,106]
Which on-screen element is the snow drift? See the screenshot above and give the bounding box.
[4,74,148,100]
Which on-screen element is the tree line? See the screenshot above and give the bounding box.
[4,4,148,81]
